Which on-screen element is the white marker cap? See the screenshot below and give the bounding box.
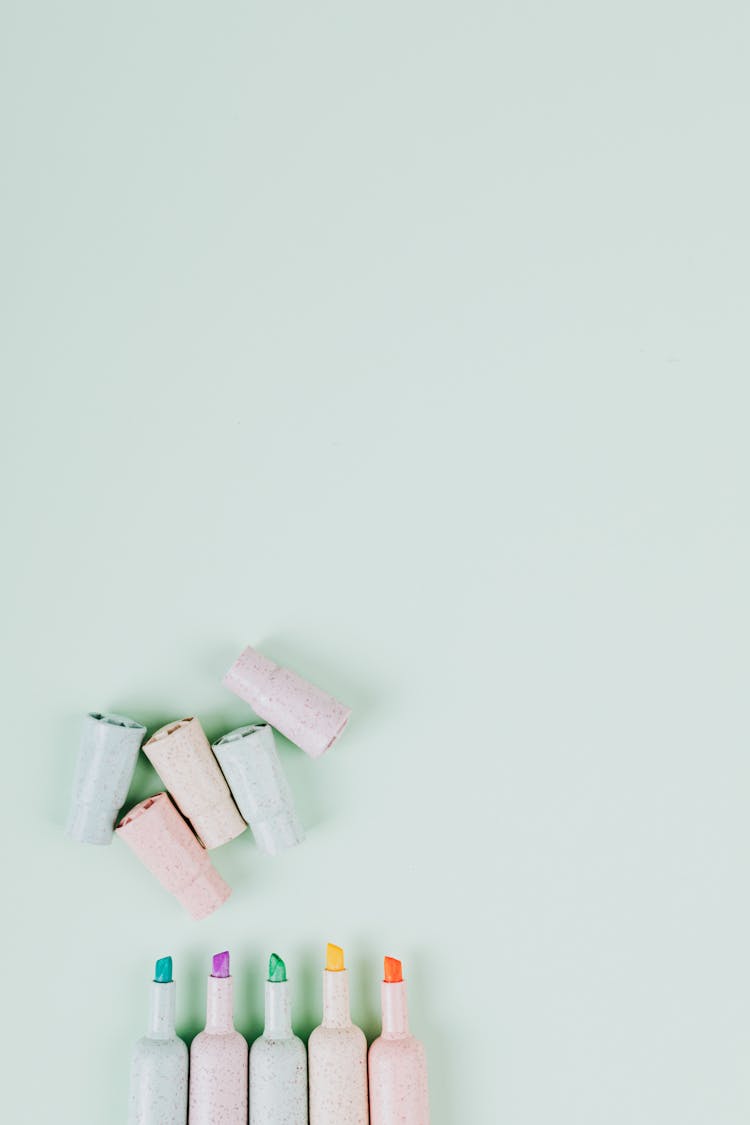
[212,724,304,856]
[67,712,146,845]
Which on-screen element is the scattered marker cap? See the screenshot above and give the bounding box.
[142,717,246,849]
[212,724,304,856]
[223,645,351,759]
[67,712,146,845]
[116,792,231,920]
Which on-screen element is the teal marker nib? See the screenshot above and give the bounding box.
[154,956,173,984]
[268,953,287,983]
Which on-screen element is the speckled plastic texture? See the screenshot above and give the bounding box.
[67,712,146,845]
[189,975,248,1125]
[368,981,430,1125]
[309,969,369,1125]
[142,717,246,849]
[250,980,308,1125]
[128,980,188,1125]
[223,646,351,759]
[116,793,231,920]
[212,724,304,855]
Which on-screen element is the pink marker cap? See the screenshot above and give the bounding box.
[116,793,231,920]
[222,646,351,759]
[142,717,246,849]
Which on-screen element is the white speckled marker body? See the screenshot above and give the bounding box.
[309,969,368,1125]
[143,717,246,849]
[67,712,146,844]
[369,981,430,1125]
[190,973,248,1125]
[128,978,188,1125]
[212,724,304,856]
[249,979,308,1125]
[223,645,351,759]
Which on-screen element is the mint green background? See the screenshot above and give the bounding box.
[2,3,749,1123]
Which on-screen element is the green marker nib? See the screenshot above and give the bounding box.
[154,956,173,984]
[268,953,287,983]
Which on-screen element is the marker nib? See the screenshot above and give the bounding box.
[212,951,230,978]
[154,956,173,984]
[268,952,287,983]
[326,943,345,972]
[384,956,403,983]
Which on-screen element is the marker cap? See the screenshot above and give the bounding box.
[116,792,231,919]
[142,717,246,849]
[212,723,304,856]
[67,712,146,845]
[223,645,351,759]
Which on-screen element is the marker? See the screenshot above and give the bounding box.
[249,953,308,1125]
[189,951,248,1125]
[128,956,188,1125]
[368,957,430,1125]
[308,943,369,1125]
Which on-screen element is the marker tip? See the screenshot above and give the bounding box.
[326,943,345,972]
[154,956,173,984]
[268,952,287,983]
[384,956,403,983]
[212,951,230,978]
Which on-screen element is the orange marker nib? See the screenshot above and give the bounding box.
[326,943,345,972]
[384,956,403,983]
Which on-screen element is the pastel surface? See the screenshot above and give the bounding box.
[6,7,743,1121]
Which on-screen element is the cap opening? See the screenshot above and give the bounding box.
[214,723,267,747]
[119,793,165,827]
[89,712,145,730]
[324,711,351,752]
[149,718,194,742]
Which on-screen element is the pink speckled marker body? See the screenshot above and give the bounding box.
[223,646,351,759]
[116,793,231,920]
[190,952,248,1125]
[369,962,430,1125]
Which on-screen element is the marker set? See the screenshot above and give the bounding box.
[66,645,351,917]
[68,643,432,1122]
[129,947,429,1125]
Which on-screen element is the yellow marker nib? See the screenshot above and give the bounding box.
[326,943,345,972]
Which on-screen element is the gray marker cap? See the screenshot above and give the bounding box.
[212,723,304,856]
[67,711,146,845]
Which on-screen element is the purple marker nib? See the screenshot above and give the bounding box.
[212,950,230,978]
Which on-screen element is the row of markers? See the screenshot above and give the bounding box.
[129,945,430,1125]
[67,645,352,917]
